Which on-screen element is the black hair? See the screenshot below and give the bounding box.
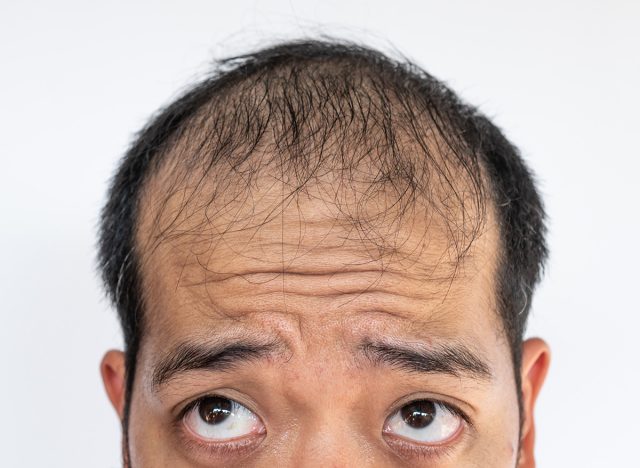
[98,39,546,454]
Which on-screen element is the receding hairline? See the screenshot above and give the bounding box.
[134,57,493,267]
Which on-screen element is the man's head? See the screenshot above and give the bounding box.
[98,40,550,467]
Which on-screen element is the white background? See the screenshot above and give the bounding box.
[1,1,638,466]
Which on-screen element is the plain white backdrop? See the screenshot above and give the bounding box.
[1,1,638,466]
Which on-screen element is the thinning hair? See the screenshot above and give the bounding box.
[98,39,547,447]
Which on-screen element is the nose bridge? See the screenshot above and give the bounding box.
[275,369,379,467]
[289,417,377,468]
[270,326,382,466]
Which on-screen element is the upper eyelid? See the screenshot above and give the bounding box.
[386,396,474,429]
[176,392,262,423]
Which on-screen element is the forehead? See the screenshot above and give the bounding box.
[136,157,500,349]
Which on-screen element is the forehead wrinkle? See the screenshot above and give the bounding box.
[155,215,477,287]
[145,255,477,318]
[162,285,487,338]
[140,225,497,340]
[140,249,498,371]
[145,209,476,296]
[137,159,499,344]
[171,259,472,300]
[141,255,497,357]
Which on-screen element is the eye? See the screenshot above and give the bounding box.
[183,396,265,441]
[383,400,462,445]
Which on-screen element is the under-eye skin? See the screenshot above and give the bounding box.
[382,399,469,460]
[178,395,266,458]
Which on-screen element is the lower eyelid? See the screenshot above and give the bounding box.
[386,436,458,461]
[179,427,267,460]
[383,424,467,461]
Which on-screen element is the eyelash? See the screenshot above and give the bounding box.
[432,399,472,427]
[177,396,208,420]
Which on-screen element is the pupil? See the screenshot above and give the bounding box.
[198,396,232,425]
[401,400,436,429]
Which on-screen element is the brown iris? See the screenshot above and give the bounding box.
[400,400,436,429]
[198,396,233,425]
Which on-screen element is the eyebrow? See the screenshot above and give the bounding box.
[360,340,492,381]
[151,336,492,391]
[151,340,280,391]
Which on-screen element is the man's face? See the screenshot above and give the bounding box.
[102,169,548,467]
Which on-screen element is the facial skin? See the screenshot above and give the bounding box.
[101,168,550,467]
